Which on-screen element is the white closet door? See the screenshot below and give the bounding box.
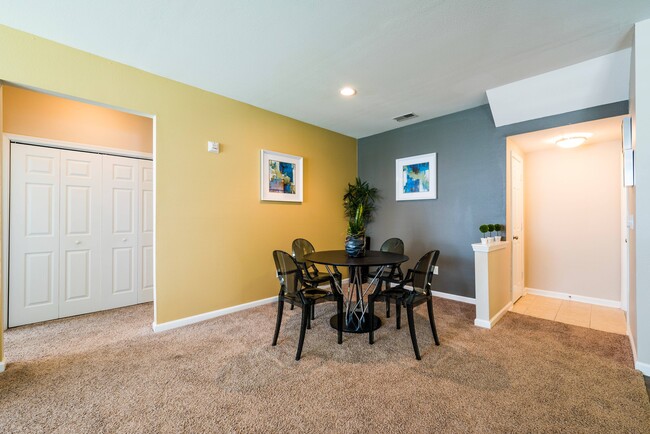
[138,159,154,303]
[9,144,61,327]
[102,155,139,309]
[59,150,102,317]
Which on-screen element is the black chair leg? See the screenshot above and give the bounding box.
[386,299,391,318]
[396,301,401,329]
[311,304,315,320]
[427,297,440,346]
[307,309,312,330]
[368,295,376,344]
[290,304,294,310]
[296,305,309,360]
[406,304,421,360]
[337,296,343,344]
[272,298,284,346]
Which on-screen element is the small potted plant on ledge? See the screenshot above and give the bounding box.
[487,224,495,241]
[494,223,503,242]
[479,224,489,245]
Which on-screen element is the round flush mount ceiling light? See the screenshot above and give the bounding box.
[555,136,587,149]
[340,87,357,96]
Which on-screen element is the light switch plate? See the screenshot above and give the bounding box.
[433,266,439,275]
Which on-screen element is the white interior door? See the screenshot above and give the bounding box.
[59,150,102,318]
[138,159,154,303]
[102,155,139,309]
[511,151,525,302]
[9,143,61,327]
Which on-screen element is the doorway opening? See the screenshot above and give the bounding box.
[1,84,156,344]
[506,115,628,335]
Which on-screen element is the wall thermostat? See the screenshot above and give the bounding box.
[208,141,220,153]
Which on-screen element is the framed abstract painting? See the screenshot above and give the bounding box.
[260,150,303,202]
[395,152,437,201]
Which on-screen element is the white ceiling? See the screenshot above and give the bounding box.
[0,1,649,138]
[509,115,626,154]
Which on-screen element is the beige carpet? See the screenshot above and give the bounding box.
[1,298,649,433]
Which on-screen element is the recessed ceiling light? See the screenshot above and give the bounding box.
[553,133,592,148]
[555,134,590,148]
[340,87,356,96]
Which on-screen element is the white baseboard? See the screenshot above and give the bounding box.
[0,359,5,373]
[475,301,513,329]
[431,290,476,305]
[627,323,638,362]
[635,360,650,376]
[525,287,621,308]
[398,284,475,305]
[152,295,278,333]
[627,324,650,376]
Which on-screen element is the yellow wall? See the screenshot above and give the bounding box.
[3,85,153,153]
[0,23,356,363]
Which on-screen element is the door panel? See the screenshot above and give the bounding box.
[102,155,139,309]
[138,160,154,302]
[59,149,102,317]
[10,143,151,326]
[9,143,60,326]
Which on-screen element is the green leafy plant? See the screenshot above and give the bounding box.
[494,223,503,239]
[343,178,378,236]
[479,224,489,237]
[347,205,365,237]
[487,224,495,237]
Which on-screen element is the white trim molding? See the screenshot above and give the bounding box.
[626,323,650,376]
[431,290,476,305]
[627,323,638,362]
[398,284,475,305]
[525,287,621,309]
[475,301,513,329]
[0,359,5,373]
[152,296,277,333]
[635,360,650,376]
[4,133,153,160]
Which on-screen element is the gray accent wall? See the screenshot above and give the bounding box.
[358,102,628,299]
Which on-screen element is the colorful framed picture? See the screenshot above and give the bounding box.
[260,150,303,202]
[395,152,437,201]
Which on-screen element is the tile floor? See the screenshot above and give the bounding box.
[511,294,627,335]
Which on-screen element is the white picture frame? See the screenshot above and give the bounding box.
[395,152,437,201]
[260,149,303,202]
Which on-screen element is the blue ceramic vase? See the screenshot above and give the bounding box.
[345,235,365,257]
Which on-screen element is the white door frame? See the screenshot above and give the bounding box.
[2,133,153,329]
[621,156,630,314]
[509,149,525,302]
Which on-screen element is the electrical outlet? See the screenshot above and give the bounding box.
[207,141,220,153]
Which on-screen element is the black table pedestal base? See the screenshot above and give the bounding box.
[330,313,381,333]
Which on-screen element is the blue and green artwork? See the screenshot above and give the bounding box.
[269,160,296,194]
[403,162,430,193]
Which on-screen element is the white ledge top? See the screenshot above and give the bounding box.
[471,241,509,253]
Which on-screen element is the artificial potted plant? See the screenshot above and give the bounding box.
[494,223,503,242]
[487,224,495,242]
[343,177,378,257]
[479,224,489,245]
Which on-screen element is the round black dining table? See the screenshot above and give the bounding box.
[305,250,408,333]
